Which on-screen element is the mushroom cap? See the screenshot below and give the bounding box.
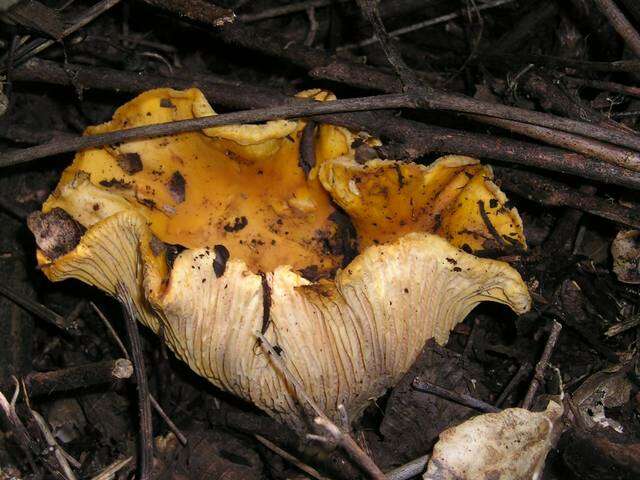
[43,88,356,276]
[32,88,531,431]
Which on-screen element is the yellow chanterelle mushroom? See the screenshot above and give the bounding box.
[29,88,531,431]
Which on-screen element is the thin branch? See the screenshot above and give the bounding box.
[91,302,131,360]
[148,395,187,445]
[6,86,640,174]
[412,378,501,413]
[477,52,640,72]
[522,320,562,409]
[0,94,410,166]
[494,166,640,228]
[216,22,640,151]
[613,110,640,118]
[304,6,319,46]
[255,331,327,419]
[91,301,187,445]
[593,0,640,59]
[238,0,348,23]
[11,59,640,189]
[29,410,78,480]
[255,331,386,480]
[468,113,640,172]
[117,285,153,480]
[254,434,329,480]
[5,0,123,70]
[565,76,640,99]
[0,386,38,473]
[1,359,132,397]
[605,315,640,337]
[141,0,234,27]
[90,457,133,480]
[494,362,531,407]
[0,283,80,335]
[341,0,517,50]
[355,0,422,91]
[317,61,640,153]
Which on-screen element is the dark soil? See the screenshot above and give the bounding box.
[1,1,640,479]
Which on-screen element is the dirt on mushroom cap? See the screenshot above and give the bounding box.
[42,88,356,276]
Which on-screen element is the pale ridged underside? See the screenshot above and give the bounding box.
[41,210,530,431]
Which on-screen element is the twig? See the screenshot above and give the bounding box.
[91,302,187,445]
[238,0,348,23]
[117,285,153,480]
[312,414,386,480]
[0,93,410,166]
[520,72,627,132]
[494,166,640,228]
[7,83,640,173]
[605,315,640,337]
[3,381,80,478]
[613,110,640,118]
[255,331,386,480]
[0,283,80,335]
[494,362,531,407]
[314,62,640,153]
[254,433,330,480]
[5,0,123,70]
[90,457,133,480]
[304,6,319,46]
[91,302,131,359]
[141,0,234,27]
[0,384,38,473]
[385,454,430,480]
[29,410,78,480]
[468,113,640,172]
[148,395,187,445]
[255,332,326,419]
[299,120,317,175]
[593,0,640,59]
[11,59,640,189]
[341,0,517,50]
[1,359,132,397]
[522,320,562,409]
[216,22,640,152]
[490,2,558,54]
[355,0,421,92]
[565,76,640,99]
[412,378,501,413]
[476,52,640,72]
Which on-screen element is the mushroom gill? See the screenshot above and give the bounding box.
[30,88,531,431]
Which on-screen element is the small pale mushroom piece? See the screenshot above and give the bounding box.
[424,400,564,480]
[30,88,532,432]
